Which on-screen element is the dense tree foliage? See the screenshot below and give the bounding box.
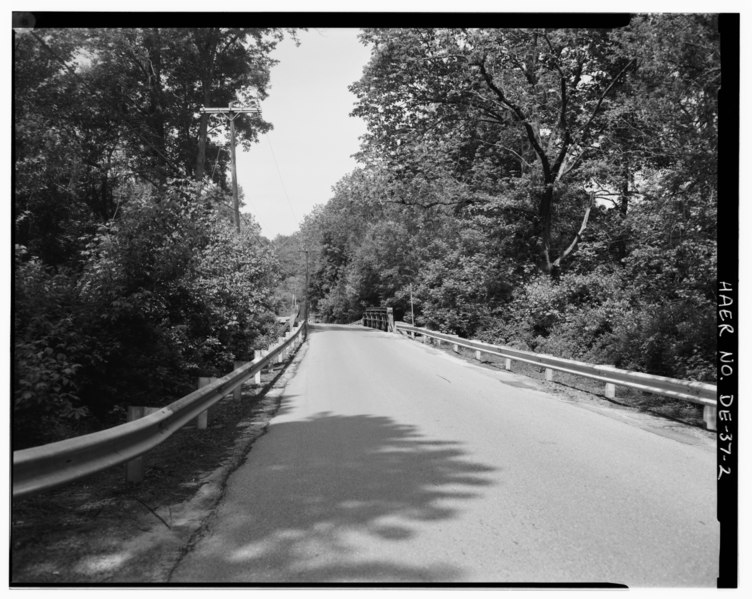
[299,16,719,384]
[14,27,292,448]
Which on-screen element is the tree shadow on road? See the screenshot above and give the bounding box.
[170,409,496,584]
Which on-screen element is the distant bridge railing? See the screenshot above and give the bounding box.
[394,322,718,431]
[362,307,395,332]
[12,322,306,498]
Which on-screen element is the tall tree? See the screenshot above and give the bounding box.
[351,27,637,276]
[82,27,290,185]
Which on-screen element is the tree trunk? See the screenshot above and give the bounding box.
[195,111,208,180]
[193,30,219,181]
[619,158,630,217]
[615,157,630,260]
[145,28,167,182]
[538,184,555,275]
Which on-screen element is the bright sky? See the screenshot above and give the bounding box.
[237,28,372,239]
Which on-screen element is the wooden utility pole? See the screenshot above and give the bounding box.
[304,249,310,339]
[410,284,415,326]
[199,101,260,232]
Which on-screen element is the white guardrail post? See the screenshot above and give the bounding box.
[473,340,487,363]
[196,377,215,429]
[395,322,717,431]
[254,349,262,385]
[233,361,246,400]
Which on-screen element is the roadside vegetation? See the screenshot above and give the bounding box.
[14,27,296,448]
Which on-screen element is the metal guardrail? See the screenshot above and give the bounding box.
[13,323,306,498]
[395,322,718,430]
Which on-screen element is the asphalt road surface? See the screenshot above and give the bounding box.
[170,324,718,586]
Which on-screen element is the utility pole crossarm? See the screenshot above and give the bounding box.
[200,107,261,115]
[199,101,261,115]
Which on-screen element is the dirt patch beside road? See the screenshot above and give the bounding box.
[11,346,305,585]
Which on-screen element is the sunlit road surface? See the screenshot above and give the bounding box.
[170,324,718,586]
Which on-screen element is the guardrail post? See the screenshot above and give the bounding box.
[604,382,616,400]
[453,343,459,352]
[545,368,554,382]
[254,350,262,384]
[126,406,146,483]
[197,377,215,429]
[505,358,512,371]
[703,405,717,431]
[233,361,245,400]
[475,349,482,361]
[126,406,159,483]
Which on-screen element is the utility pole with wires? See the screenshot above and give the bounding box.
[200,101,260,232]
[410,284,415,326]
[303,249,310,339]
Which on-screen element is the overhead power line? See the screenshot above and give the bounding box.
[265,132,298,224]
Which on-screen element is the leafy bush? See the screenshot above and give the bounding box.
[14,182,281,448]
[480,265,715,382]
[14,249,94,446]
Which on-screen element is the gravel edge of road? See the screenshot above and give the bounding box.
[162,344,307,583]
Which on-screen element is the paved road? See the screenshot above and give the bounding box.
[170,324,718,586]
